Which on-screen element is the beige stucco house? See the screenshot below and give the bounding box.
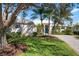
[10,19,37,36]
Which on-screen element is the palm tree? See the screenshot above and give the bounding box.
[31,4,45,34]
[51,3,73,34]
[52,4,61,33]
[43,5,54,35]
[60,3,73,34]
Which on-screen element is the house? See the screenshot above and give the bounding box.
[73,24,79,31]
[10,19,37,36]
[73,24,79,35]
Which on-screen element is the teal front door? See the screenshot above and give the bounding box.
[45,26,49,33]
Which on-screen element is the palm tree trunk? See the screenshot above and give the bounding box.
[48,17,51,35]
[40,15,43,35]
[52,21,56,34]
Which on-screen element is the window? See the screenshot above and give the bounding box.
[15,24,20,28]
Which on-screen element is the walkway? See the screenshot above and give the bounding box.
[51,35,79,54]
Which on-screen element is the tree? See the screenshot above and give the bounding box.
[0,3,32,48]
[31,4,45,34]
[43,4,55,35]
[60,3,73,21]
[60,3,74,34]
[52,4,61,33]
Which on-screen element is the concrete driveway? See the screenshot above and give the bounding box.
[51,35,79,54]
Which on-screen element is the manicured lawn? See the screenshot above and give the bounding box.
[17,36,78,56]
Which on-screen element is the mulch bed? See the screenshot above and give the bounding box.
[0,44,28,56]
[37,35,59,39]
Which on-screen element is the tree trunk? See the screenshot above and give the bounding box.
[41,19,43,35]
[0,31,7,48]
[52,21,57,34]
[40,15,43,35]
[48,17,51,35]
[0,4,7,48]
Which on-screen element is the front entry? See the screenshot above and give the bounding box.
[45,25,49,33]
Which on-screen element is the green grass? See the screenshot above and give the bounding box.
[18,36,78,56]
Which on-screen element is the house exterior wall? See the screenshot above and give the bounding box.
[10,20,37,36]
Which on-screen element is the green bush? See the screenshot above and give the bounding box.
[32,32,37,36]
[7,32,27,45]
[6,32,21,39]
[63,27,73,35]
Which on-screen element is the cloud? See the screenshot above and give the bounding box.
[71,8,79,13]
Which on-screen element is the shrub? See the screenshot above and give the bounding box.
[64,27,73,35]
[6,32,21,39]
[7,33,28,53]
[32,32,37,36]
[7,32,27,45]
[73,31,79,35]
[8,36,27,45]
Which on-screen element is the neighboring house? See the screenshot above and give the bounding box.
[72,24,79,35]
[10,19,37,36]
[73,24,79,32]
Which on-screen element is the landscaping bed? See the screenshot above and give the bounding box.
[6,33,78,56]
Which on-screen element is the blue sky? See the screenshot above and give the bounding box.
[71,8,79,24]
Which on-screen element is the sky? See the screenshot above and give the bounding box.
[71,8,79,24]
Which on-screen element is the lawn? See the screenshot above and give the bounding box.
[18,37,78,56]
[7,33,78,56]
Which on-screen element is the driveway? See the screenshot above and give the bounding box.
[51,35,79,54]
